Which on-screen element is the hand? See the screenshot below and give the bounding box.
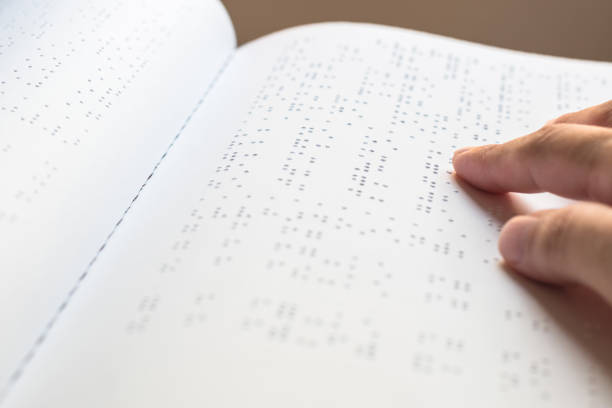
[452,100,612,306]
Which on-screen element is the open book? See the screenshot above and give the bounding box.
[2,0,611,406]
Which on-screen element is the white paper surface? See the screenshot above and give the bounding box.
[0,0,235,390]
[4,23,612,407]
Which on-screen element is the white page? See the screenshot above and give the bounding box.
[5,23,612,407]
[0,0,235,390]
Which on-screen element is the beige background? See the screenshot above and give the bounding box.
[222,0,612,62]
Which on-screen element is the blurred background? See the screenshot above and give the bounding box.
[222,0,612,62]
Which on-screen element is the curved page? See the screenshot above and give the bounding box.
[5,23,612,407]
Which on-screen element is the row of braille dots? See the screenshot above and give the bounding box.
[226,33,426,252]
[349,123,397,204]
[232,38,345,201]
[554,71,607,114]
[390,44,438,117]
[454,57,505,144]
[349,58,409,204]
[278,50,365,195]
[409,53,467,228]
[354,48,463,214]
[156,38,417,278]
[158,198,254,273]
[211,132,262,191]
[424,273,471,311]
[172,35,450,300]
[266,225,395,298]
[0,3,80,117]
[1,3,178,219]
[47,17,169,135]
[263,200,403,245]
[416,147,459,221]
[278,126,331,192]
[466,64,501,143]
[495,66,517,126]
[209,203,254,268]
[441,54,499,147]
[511,65,531,129]
[258,42,340,196]
[498,305,560,398]
[403,225,466,259]
[390,66,452,140]
[455,60,474,119]
[153,135,249,274]
[0,0,171,143]
[503,308,553,335]
[363,46,463,221]
[157,50,292,276]
[448,57,495,142]
[441,57,496,151]
[412,330,465,376]
[183,292,215,328]
[0,209,19,225]
[216,43,287,187]
[499,351,552,401]
[437,60,522,254]
[273,42,340,123]
[125,291,216,334]
[11,159,59,207]
[0,0,117,96]
[201,137,404,300]
[504,299,610,404]
[366,41,433,127]
[387,41,414,70]
[330,42,363,65]
[241,297,379,359]
[553,72,576,113]
[231,36,470,257]
[243,44,376,207]
[159,204,207,274]
[0,0,55,55]
[125,293,161,335]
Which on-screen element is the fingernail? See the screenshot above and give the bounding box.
[499,215,539,267]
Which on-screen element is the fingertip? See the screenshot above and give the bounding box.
[498,215,539,271]
[451,146,474,173]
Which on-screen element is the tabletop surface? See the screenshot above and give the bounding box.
[223,0,612,62]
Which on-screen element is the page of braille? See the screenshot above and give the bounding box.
[0,0,235,391]
[5,23,612,407]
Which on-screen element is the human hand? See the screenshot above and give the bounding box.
[452,100,612,305]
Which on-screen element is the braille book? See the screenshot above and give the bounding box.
[1,0,611,406]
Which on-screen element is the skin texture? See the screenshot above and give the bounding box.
[453,100,612,306]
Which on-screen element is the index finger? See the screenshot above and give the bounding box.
[452,123,612,204]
